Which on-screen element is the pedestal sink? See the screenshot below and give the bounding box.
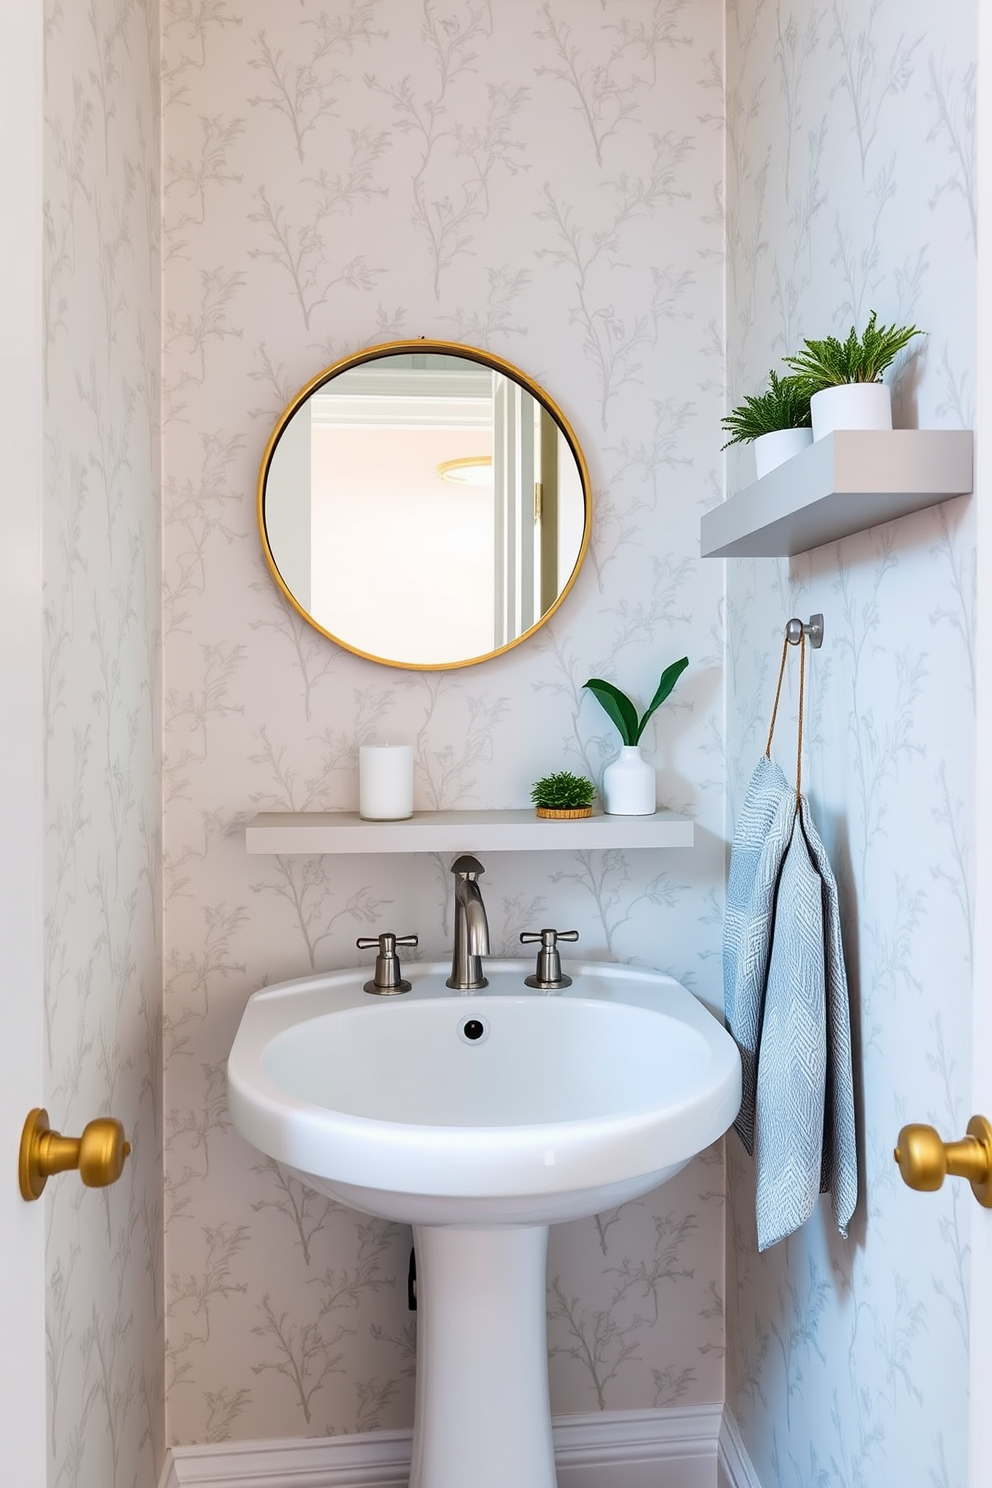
[228,960,741,1488]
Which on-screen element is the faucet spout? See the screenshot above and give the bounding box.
[447,854,490,990]
[462,890,489,954]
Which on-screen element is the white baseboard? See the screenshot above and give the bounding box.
[717,1410,763,1488]
[160,1427,412,1488]
[160,1404,725,1488]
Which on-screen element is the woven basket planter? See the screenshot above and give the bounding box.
[534,806,594,819]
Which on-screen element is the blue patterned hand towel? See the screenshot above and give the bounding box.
[755,798,857,1249]
[795,800,858,1238]
[724,763,858,1249]
[723,754,796,1153]
[754,801,825,1248]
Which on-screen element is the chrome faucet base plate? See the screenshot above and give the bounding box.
[364,977,411,995]
[524,972,572,990]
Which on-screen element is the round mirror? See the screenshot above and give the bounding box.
[258,340,590,670]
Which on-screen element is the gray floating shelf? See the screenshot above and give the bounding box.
[245,809,694,855]
[700,430,973,559]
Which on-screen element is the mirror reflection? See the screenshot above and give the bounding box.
[259,344,589,669]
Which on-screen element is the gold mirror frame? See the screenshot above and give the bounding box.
[257,339,591,671]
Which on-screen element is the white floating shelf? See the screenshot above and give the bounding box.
[245,809,694,855]
[700,429,973,558]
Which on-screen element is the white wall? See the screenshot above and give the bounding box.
[724,3,977,1486]
[162,0,727,1447]
[43,0,164,1484]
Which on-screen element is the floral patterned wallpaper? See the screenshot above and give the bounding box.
[724,3,976,1486]
[37,0,979,1476]
[161,0,729,1447]
[43,1,163,1486]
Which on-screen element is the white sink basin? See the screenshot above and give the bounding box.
[228,958,740,1488]
[228,959,741,1225]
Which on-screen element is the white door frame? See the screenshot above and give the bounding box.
[972,6,992,1486]
[0,1,48,1482]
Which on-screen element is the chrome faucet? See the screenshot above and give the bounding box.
[446,854,490,990]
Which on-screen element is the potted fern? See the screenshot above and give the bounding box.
[783,310,924,441]
[530,770,596,819]
[584,657,688,815]
[721,371,812,479]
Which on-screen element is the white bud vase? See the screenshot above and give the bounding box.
[603,745,656,816]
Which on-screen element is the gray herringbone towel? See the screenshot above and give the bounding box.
[725,759,858,1249]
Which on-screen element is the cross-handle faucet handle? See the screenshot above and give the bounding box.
[356,931,418,995]
[356,933,419,949]
[520,928,578,990]
[519,929,578,945]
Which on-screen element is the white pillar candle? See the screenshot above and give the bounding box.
[359,744,414,820]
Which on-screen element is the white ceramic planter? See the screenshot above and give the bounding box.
[753,427,814,479]
[602,745,656,815]
[810,382,892,441]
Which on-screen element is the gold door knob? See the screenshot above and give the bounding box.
[894,1114,992,1208]
[19,1107,131,1201]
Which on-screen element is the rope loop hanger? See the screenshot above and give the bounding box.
[765,615,823,805]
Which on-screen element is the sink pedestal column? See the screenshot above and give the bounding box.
[411,1224,556,1488]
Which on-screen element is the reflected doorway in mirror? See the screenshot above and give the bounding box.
[257,341,591,670]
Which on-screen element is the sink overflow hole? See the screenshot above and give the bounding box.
[458,1016,490,1044]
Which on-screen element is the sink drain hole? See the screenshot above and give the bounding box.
[458,1015,490,1044]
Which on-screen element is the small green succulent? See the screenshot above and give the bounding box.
[783,310,924,391]
[721,371,811,449]
[530,771,597,810]
[583,657,689,746]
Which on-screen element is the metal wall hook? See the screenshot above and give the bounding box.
[785,613,823,649]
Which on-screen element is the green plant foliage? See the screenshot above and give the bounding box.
[583,657,689,746]
[720,371,811,448]
[530,771,597,809]
[582,679,639,743]
[783,310,924,390]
